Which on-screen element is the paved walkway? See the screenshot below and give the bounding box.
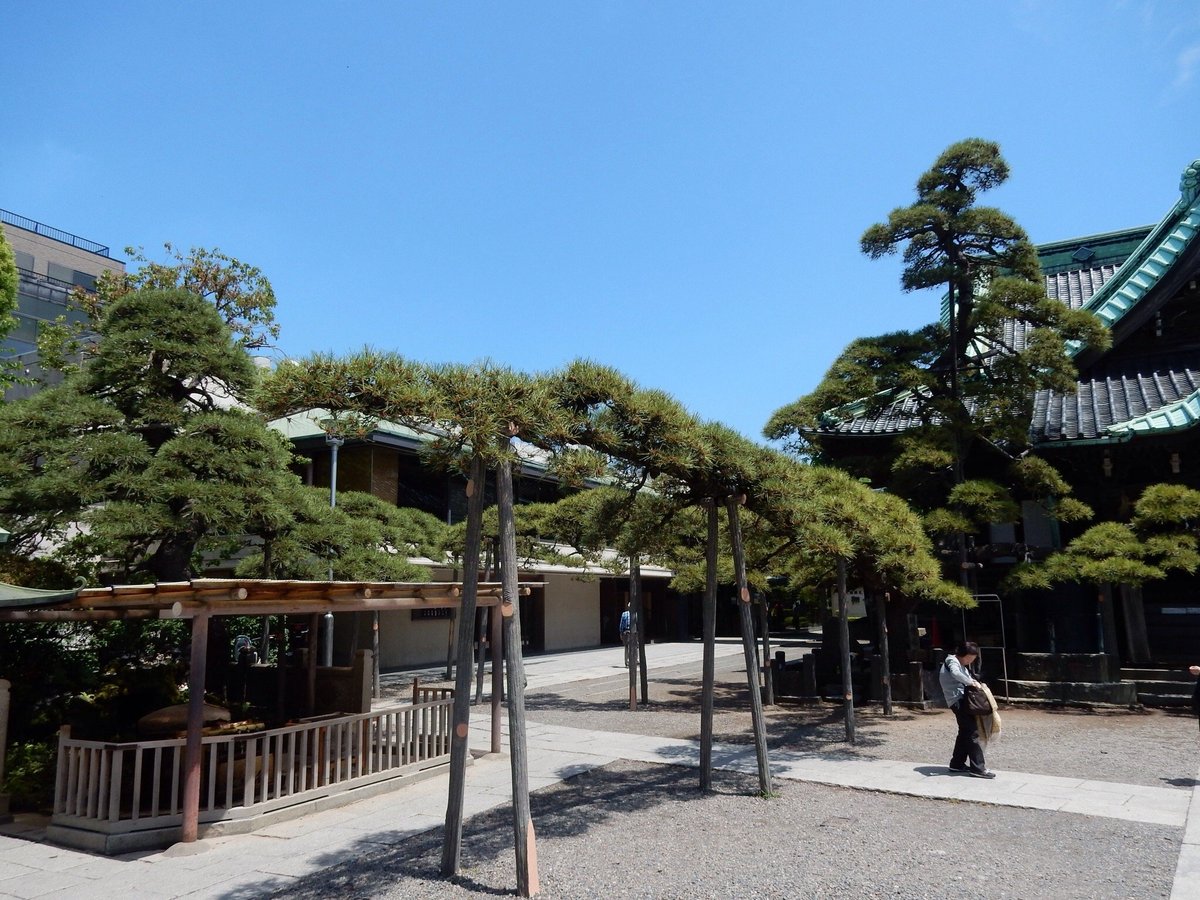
[1,641,1198,898]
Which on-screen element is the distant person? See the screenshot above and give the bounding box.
[1190,664,1200,731]
[939,641,995,778]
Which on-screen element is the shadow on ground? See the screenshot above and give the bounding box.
[218,764,758,899]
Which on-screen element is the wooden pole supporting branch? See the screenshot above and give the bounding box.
[497,447,539,897]
[181,612,210,843]
[627,559,641,711]
[700,500,718,791]
[837,557,856,744]
[440,454,487,877]
[634,557,649,704]
[877,592,893,716]
[725,496,772,796]
[760,597,774,706]
[490,594,502,754]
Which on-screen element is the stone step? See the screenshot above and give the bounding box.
[1121,667,1195,684]
[1136,692,1194,708]
[1132,679,1196,696]
[994,678,1138,706]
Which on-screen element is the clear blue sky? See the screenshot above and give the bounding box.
[3,2,1198,441]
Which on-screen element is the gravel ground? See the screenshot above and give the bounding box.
[519,655,1200,790]
[294,652,1198,898]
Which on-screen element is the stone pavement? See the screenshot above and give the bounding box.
[1,641,1197,898]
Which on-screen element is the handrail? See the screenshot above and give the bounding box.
[1,209,110,257]
[52,696,455,835]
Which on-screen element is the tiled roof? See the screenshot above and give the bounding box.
[814,158,1200,446]
[1031,359,1200,443]
[1003,264,1122,351]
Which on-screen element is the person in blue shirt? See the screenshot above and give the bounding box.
[619,604,631,640]
[939,641,995,778]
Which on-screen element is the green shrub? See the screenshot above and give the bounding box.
[3,741,56,812]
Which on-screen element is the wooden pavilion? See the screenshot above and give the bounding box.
[0,578,525,853]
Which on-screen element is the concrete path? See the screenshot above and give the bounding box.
[1,640,1197,898]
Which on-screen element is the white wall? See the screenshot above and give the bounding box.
[542,573,599,651]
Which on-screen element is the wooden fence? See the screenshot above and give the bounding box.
[51,696,453,839]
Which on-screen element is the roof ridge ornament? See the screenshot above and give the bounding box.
[1182,159,1200,206]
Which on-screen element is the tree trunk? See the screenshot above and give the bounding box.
[725,497,772,796]
[440,454,486,877]
[1119,584,1152,664]
[877,592,892,716]
[837,558,856,744]
[700,500,718,792]
[497,447,539,897]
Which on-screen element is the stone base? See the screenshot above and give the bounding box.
[995,678,1138,706]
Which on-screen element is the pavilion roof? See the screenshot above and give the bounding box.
[0,578,534,622]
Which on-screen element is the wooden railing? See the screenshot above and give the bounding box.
[52,697,453,836]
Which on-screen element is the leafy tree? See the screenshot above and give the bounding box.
[0,287,294,580]
[0,226,19,389]
[34,243,279,385]
[766,139,1105,570]
[235,486,444,581]
[1008,483,1200,659]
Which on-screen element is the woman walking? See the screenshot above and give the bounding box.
[939,641,996,778]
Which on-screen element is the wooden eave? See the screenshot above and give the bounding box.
[0,578,540,622]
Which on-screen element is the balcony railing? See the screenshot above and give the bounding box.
[1,209,111,257]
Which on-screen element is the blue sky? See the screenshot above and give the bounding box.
[3,2,1198,441]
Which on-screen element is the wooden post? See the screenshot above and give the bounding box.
[181,613,210,843]
[837,558,856,744]
[490,597,502,754]
[0,678,10,822]
[440,454,487,876]
[498,445,539,897]
[877,592,893,716]
[760,597,774,706]
[307,613,319,715]
[725,497,772,796]
[475,607,486,705]
[700,500,718,791]
[477,542,496,705]
[627,561,642,711]
[372,611,381,699]
[634,558,649,704]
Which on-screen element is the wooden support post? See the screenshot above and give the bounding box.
[498,445,539,897]
[475,607,486,705]
[441,454,487,877]
[0,678,10,822]
[372,611,381,700]
[700,501,718,791]
[627,559,642,710]
[760,597,774,706]
[837,558,856,744]
[490,598,502,754]
[725,497,772,796]
[307,613,319,716]
[877,592,893,716]
[181,613,210,843]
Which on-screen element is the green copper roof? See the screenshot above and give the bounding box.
[1037,226,1153,276]
[1106,386,1200,438]
[1065,159,1200,355]
[0,580,82,609]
